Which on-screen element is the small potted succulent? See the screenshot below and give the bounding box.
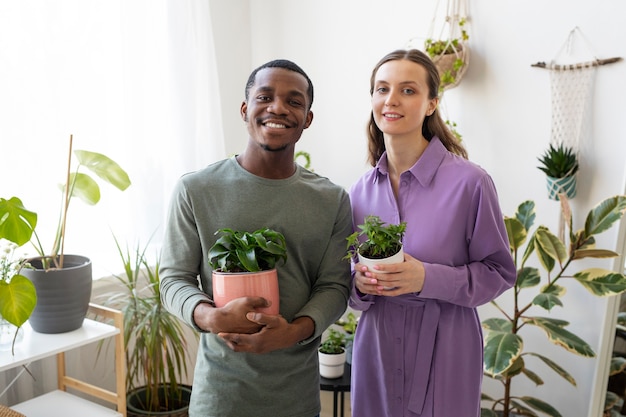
[318,328,347,379]
[208,227,287,315]
[537,142,579,200]
[481,195,626,417]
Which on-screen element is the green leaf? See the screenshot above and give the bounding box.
[0,197,37,246]
[482,317,512,333]
[532,284,565,310]
[0,274,37,327]
[572,248,618,260]
[531,293,563,311]
[531,228,556,272]
[517,267,541,289]
[535,227,567,266]
[516,200,536,231]
[573,268,626,296]
[584,195,626,237]
[610,356,626,376]
[480,409,497,417]
[504,216,527,253]
[525,317,595,357]
[527,352,577,385]
[521,365,544,385]
[68,172,101,205]
[483,332,523,376]
[518,396,563,417]
[75,150,132,191]
[510,399,540,417]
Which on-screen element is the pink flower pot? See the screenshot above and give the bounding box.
[212,269,280,315]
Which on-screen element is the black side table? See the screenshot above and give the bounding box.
[320,363,351,417]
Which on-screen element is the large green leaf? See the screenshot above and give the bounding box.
[0,274,37,327]
[75,149,132,191]
[574,268,626,296]
[484,332,523,375]
[527,352,576,385]
[0,197,37,246]
[525,317,595,357]
[584,195,626,237]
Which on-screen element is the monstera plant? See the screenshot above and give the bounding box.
[481,195,626,417]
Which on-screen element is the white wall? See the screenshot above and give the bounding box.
[208,1,626,416]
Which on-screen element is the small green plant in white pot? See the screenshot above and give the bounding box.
[318,328,347,379]
[345,215,406,289]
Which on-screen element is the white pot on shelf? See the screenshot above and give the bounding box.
[318,349,346,379]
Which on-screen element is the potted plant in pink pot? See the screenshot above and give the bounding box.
[208,227,287,315]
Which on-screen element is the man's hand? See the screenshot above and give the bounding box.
[219,315,315,354]
[193,296,271,334]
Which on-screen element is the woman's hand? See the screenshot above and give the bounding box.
[354,253,425,296]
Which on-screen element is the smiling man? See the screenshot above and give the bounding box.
[159,59,353,417]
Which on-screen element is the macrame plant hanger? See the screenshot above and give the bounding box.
[425,0,470,93]
[407,0,469,142]
[532,27,622,237]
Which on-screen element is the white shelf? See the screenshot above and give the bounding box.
[1,305,126,417]
[11,390,122,417]
[0,319,119,372]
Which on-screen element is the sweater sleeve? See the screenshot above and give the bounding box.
[295,191,353,344]
[159,178,212,331]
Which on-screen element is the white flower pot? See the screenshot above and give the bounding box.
[358,246,404,289]
[319,349,346,379]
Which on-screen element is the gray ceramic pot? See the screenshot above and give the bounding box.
[22,255,92,334]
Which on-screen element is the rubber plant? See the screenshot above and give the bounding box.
[481,195,626,417]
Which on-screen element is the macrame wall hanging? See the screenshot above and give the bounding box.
[532,27,622,203]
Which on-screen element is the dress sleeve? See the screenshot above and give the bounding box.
[419,175,516,307]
